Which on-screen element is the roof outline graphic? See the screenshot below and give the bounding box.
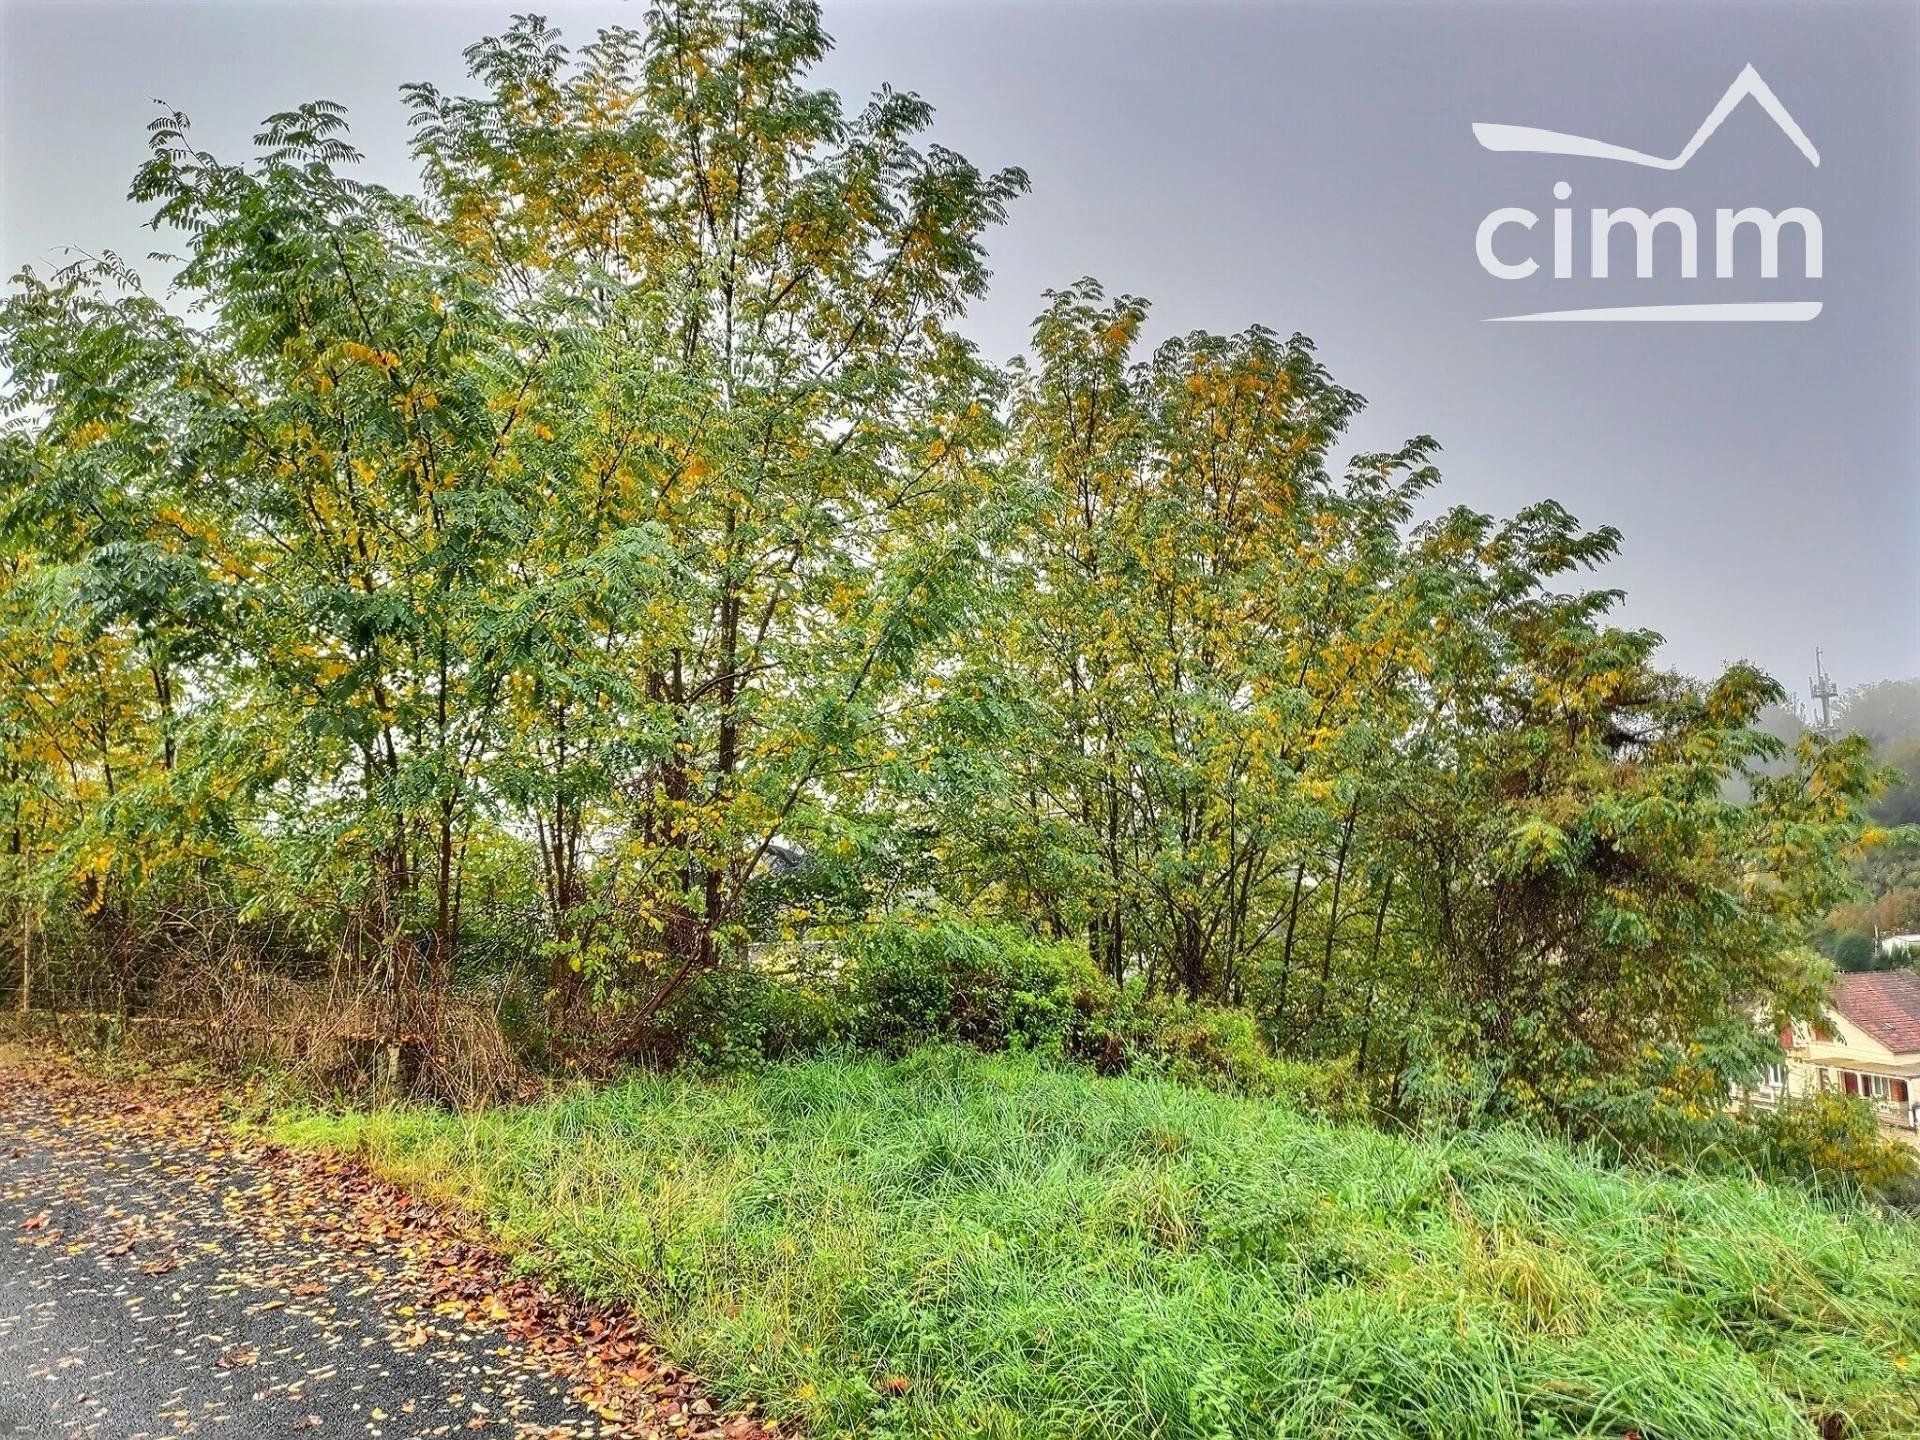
[1473,64,1819,170]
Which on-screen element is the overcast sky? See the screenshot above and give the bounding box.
[3,0,1915,702]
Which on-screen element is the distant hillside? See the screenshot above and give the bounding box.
[1802,680,1920,966]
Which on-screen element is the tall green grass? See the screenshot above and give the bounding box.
[275,1049,1920,1439]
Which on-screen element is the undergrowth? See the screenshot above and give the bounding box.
[275,1048,1920,1439]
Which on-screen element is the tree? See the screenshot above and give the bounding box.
[403,4,1025,1039]
[0,1,1026,1054]
[0,2,1885,1125]
[1836,678,1920,747]
[935,280,1439,1018]
[1375,506,1883,1120]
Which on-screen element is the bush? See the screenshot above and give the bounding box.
[1145,997,1285,1091]
[1746,1093,1920,1202]
[1125,994,1362,1112]
[655,916,1360,1121]
[660,957,852,1069]
[1833,931,1881,972]
[841,917,1108,1058]
[1540,1027,1920,1204]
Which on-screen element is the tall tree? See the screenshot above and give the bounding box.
[937,281,1439,1010]
[404,4,1025,1035]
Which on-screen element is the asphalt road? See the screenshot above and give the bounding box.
[0,1066,734,1440]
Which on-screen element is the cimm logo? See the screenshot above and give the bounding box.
[1473,65,1822,322]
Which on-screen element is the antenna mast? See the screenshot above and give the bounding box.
[1809,649,1839,737]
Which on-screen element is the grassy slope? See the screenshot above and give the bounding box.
[275,1049,1920,1440]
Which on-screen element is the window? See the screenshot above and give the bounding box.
[1869,1074,1893,1101]
[1764,1064,1786,1089]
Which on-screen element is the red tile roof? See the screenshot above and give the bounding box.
[1830,971,1920,1056]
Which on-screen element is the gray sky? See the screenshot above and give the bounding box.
[4,0,1915,700]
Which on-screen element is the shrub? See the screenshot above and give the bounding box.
[1139,996,1280,1091]
[1541,1027,1920,1204]
[1832,931,1880,972]
[1746,1092,1920,1202]
[655,916,1360,1120]
[1111,991,1362,1113]
[841,916,1108,1058]
[660,958,851,1069]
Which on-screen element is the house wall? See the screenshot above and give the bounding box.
[1736,1013,1920,1131]
[1773,1050,1920,1130]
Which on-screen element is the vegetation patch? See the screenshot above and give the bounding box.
[278,1049,1920,1440]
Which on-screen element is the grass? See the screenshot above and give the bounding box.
[274,1048,1920,1439]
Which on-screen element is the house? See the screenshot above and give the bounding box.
[1748,971,1920,1131]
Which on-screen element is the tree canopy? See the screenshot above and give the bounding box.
[0,0,1889,1125]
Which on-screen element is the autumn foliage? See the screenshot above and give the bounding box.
[0,1,1890,1135]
